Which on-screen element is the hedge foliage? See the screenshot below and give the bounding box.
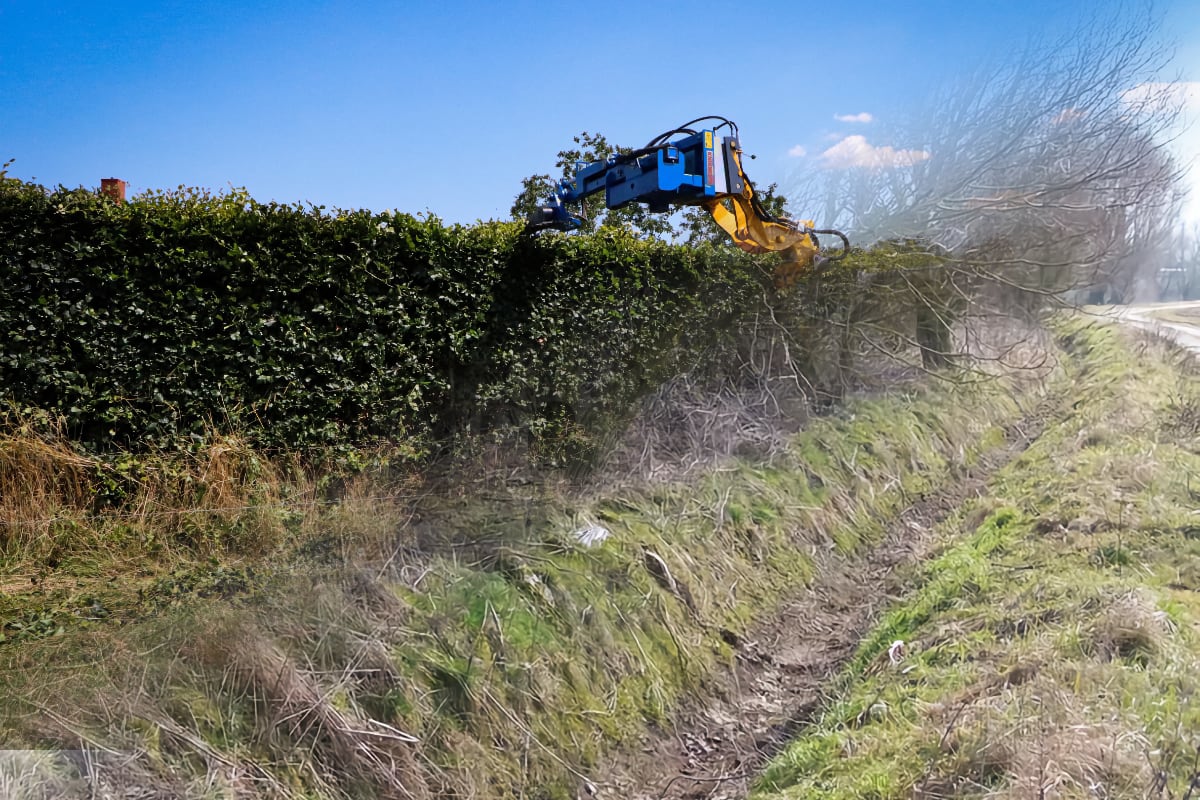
[0,181,770,452]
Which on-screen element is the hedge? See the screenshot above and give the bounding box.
[0,181,769,452]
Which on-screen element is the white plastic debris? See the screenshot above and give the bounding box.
[524,573,554,603]
[571,524,610,548]
[888,639,906,664]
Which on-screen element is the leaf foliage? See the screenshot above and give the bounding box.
[0,180,769,453]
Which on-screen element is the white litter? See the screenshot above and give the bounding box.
[524,573,555,603]
[572,524,611,548]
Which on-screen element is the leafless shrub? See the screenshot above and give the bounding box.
[603,370,803,483]
[808,7,1183,291]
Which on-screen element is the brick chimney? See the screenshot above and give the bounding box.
[100,178,127,203]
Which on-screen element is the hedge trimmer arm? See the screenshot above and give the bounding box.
[527,116,848,287]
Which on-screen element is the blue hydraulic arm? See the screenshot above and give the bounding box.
[528,126,744,231]
[526,116,848,287]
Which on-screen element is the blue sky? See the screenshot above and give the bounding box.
[3,1,1199,226]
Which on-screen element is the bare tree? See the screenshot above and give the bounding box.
[786,5,1188,372]
[1159,223,1200,300]
[808,9,1182,262]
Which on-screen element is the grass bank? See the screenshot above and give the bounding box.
[0,338,1055,798]
[754,318,1200,799]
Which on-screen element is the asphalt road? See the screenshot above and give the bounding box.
[1110,300,1200,356]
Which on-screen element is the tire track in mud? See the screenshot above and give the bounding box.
[594,401,1057,800]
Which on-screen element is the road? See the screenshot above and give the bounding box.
[1108,300,1200,356]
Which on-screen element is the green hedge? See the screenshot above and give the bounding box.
[0,181,767,452]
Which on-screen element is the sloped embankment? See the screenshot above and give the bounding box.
[605,386,1059,800]
[751,319,1200,799]
[1,330,1057,799]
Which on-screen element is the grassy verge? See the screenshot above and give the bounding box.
[754,318,1200,799]
[0,353,1051,798]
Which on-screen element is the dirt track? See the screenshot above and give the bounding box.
[591,307,1196,800]
[594,403,1056,800]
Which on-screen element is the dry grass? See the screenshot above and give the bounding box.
[0,750,86,800]
[0,365,1040,799]
[925,676,1153,799]
[0,423,95,550]
[1088,590,1173,663]
[0,424,307,567]
[189,632,429,800]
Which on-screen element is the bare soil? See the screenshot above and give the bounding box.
[592,404,1054,800]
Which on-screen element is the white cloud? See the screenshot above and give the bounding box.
[820,135,931,169]
[787,144,807,157]
[1119,81,1200,110]
[833,112,874,123]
